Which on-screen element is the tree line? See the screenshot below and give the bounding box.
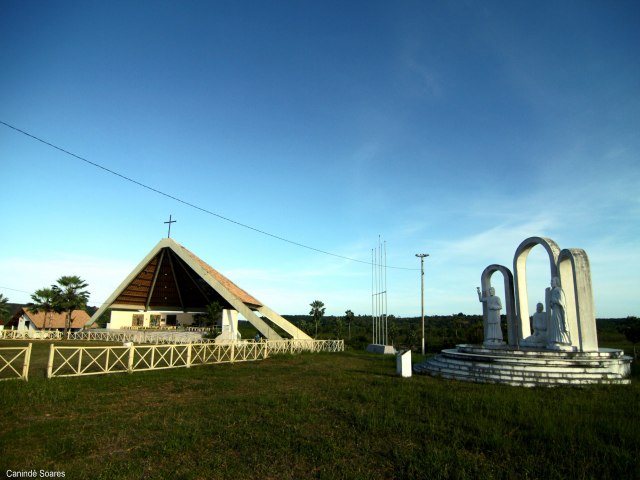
[285,300,640,355]
[287,301,486,352]
[1,290,638,356]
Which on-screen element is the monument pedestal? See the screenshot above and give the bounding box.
[366,344,396,355]
[414,344,631,387]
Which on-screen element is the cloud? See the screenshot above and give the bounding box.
[430,217,557,265]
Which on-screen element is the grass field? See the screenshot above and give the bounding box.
[0,341,638,480]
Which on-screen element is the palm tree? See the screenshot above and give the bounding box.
[309,300,325,339]
[29,288,58,331]
[52,275,90,339]
[0,293,10,325]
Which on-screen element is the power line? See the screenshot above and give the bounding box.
[0,285,105,306]
[1,120,419,271]
[0,286,32,295]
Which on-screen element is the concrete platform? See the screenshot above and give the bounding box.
[413,344,632,387]
[366,344,397,355]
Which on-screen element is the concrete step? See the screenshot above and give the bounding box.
[419,359,627,381]
[421,368,631,387]
[413,345,632,387]
[455,344,626,359]
[416,362,630,385]
[433,355,629,375]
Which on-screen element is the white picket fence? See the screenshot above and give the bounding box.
[265,339,344,354]
[0,344,32,381]
[0,330,62,340]
[0,329,346,353]
[67,330,207,344]
[47,339,344,378]
[0,329,207,343]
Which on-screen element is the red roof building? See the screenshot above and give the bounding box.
[6,308,90,331]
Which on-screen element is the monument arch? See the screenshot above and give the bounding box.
[558,248,598,351]
[513,237,561,341]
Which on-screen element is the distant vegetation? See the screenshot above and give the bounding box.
[5,294,637,356]
[282,312,638,354]
[284,312,484,352]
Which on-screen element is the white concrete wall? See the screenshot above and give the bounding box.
[17,314,37,332]
[215,309,240,342]
[108,311,196,329]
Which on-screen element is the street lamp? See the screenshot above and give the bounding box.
[416,253,429,355]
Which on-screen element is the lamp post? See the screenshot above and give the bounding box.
[416,253,429,355]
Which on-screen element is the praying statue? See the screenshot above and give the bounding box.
[477,286,505,346]
[521,302,548,347]
[547,277,572,350]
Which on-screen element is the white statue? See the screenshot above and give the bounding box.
[547,277,572,350]
[521,302,547,347]
[477,287,505,346]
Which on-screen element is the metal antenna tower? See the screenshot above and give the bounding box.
[371,236,388,345]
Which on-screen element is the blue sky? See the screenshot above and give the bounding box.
[1,1,638,318]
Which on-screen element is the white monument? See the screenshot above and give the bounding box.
[476,286,505,347]
[414,236,632,386]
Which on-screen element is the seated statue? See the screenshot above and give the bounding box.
[521,302,547,347]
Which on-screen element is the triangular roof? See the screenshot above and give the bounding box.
[8,308,90,329]
[86,238,311,340]
[107,239,262,311]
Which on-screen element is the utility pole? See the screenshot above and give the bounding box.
[416,253,429,355]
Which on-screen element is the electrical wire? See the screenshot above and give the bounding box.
[0,120,419,270]
[0,286,32,295]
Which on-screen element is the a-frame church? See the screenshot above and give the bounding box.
[86,238,311,340]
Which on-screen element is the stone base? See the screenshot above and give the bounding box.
[367,344,397,355]
[483,340,506,349]
[413,344,632,387]
[546,343,577,352]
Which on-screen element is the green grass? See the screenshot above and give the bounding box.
[0,344,638,479]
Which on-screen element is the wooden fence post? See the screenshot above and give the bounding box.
[186,343,192,368]
[230,341,235,363]
[47,343,55,379]
[127,344,135,373]
[77,348,83,375]
[22,343,32,381]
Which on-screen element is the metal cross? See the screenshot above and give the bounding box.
[164,215,176,238]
